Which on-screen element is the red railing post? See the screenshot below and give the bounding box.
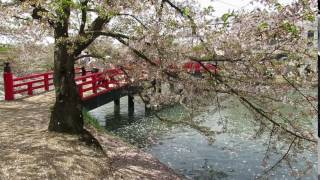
[27,82,33,95]
[3,62,14,100]
[44,74,49,91]
[92,75,97,93]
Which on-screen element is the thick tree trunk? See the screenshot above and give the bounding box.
[48,43,83,134]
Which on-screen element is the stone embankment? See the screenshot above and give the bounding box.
[0,92,181,179]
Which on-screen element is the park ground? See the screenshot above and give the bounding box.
[0,91,181,179]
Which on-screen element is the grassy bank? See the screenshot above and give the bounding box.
[82,109,104,131]
[0,45,12,52]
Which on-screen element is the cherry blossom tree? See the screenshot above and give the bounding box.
[0,0,317,176]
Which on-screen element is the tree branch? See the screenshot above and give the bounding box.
[79,0,89,35]
[114,37,158,66]
[259,137,297,178]
[116,13,148,29]
[163,0,216,62]
[157,0,165,21]
[163,0,196,35]
[187,55,243,62]
[86,31,130,39]
[113,36,182,80]
[12,15,29,21]
[73,15,111,57]
[54,1,70,38]
[27,3,55,27]
[281,74,317,113]
[193,59,317,143]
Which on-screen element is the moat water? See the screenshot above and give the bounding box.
[89,94,317,179]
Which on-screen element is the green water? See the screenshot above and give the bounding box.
[89,95,317,179]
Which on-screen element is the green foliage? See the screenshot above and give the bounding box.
[0,46,10,52]
[107,10,118,18]
[303,12,315,22]
[96,6,107,17]
[203,6,215,15]
[42,62,54,71]
[53,0,74,19]
[192,44,205,52]
[221,12,235,26]
[198,55,214,61]
[182,7,190,16]
[281,21,300,36]
[299,0,309,6]
[258,22,269,31]
[0,44,13,52]
[168,19,178,27]
[59,0,73,8]
[221,12,233,22]
[274,3,283,11]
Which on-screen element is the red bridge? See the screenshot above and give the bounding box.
[2,62,142,110]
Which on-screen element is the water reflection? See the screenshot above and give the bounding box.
[105,112,135,131]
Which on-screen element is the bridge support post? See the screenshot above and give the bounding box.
[3,62,14,101]
[128,95,134,115]
[145,104,151,116]
[114,99,120,114]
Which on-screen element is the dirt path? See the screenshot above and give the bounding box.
[0,92,181,180]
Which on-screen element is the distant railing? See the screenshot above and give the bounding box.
[182,61,219,74]
[3,63,55,100]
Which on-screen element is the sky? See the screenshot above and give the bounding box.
[196,0,295,16]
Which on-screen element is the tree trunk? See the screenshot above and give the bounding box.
[48,42,83,134]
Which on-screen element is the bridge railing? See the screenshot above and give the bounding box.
[2,62,128,101]
[75,68,126,100]
[3,63,81,101]
[12,72,54,95]
[183,61,218,74]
